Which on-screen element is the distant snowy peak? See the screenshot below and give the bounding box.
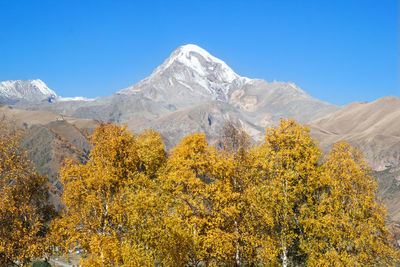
[156,44,246,83]
[0,79,57,104]
[29,79,56,96]
[56,96,96,102]
[119,44,251,101]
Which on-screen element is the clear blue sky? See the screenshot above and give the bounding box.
[0,0,398,105]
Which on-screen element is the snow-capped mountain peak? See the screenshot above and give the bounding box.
[0,79,57,104]
[158,44,241,83]
[119,44,250,103]
[29,79,56,96]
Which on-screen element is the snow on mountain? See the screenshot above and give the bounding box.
[29,79,55,96]
[112,44,337,124]
[118,44,250,103]
[155,44,244,83]
[0,79,57,104]
[10,44,337,139]
[56,96,96,102]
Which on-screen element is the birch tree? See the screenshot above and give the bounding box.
[302,142,399,266]
[52,123,141,265]
[251,119,322,266]
[0,119,55,266]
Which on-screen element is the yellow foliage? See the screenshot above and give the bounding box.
[52,123,138,265]
[162,128,262,265]
[303,141,399,266]
[251,119,322,265]
[52,120,398,266]
[52,123,168,266]
[160,133,214,265]
[0,119,55,266]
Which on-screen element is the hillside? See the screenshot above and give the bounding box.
[309,96,400,171]
[0,105,100,210]
[309,96,400,220]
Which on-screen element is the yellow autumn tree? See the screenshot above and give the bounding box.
[0,119,55,266]
[251,119,323,266]
[302,142,399,266]
[52,123,138,265]
[252,120,397,265]
[204,122,262,265]
[160,133,215,266]
[161,127,262,266]
[52,120,398,266]
[52,124,169,266]
[119,129,168,266]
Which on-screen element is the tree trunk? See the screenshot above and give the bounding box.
[282,246,288,267]
[235,220,240,266]
[281,237,288,267]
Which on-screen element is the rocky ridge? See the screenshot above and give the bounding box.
[20,44,338,146]
[0,79,57,104]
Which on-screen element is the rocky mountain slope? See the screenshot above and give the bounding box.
[119,44,251,106]
[127,100,263,148]
[309,96,400,171]
[116,44,338,126]
[0,105,100,210]
[309,96,400,221]
[374,166,400,221]
[0,79,95,106]
[0,79,57,104]
[21,44,338,146]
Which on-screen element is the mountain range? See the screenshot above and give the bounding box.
[10,45,338,141]
[0,44,399,220]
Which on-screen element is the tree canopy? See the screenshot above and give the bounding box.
[0,119,55,266]
[50,120,398,266]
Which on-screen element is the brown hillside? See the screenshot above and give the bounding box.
[0,105,100,210]
[310,96,400,171]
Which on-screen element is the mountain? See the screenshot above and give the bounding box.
[20,44,338,146]
[118,44,250,106]
[127,100,263,148]
[0,105,100,210]
[309,96,400,221]
[0,79,57,104]
[118,44,337,123]
[309,96,400,171]
[374,165,400,221]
